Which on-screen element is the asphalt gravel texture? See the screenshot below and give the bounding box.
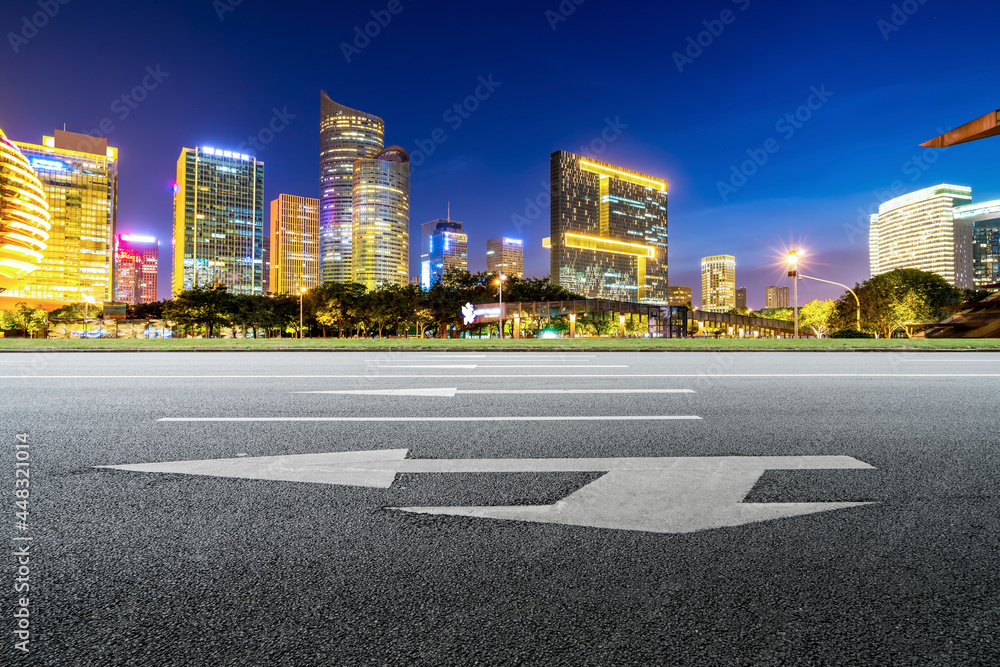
[1,350,998,666]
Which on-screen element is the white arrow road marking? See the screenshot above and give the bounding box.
[293,388,696,396]
[98,451,875,534]
[156,415,703,422]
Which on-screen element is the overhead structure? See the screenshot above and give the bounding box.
[0,128,51,294]
[921,110,1000,148]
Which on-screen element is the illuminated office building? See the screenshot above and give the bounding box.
[115,234,159,304]
[546,151,668,303]
[701,255,736,312]
[320,93,384,283]
[172,146,264,296]
[7,130,116,302]
[486,237,523,279]
[869,184,974,289]
[420,218,468,290]
[269,194,320,296]
[351,146,410,289]
[765,285,790,309]
[667,285,692,307]
[954,200,1000,287]
[0,128,51,294]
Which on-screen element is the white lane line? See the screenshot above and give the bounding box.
[899,358,1000,361]
[8,373,1000,379]
[0,360,40,363]
[157,415,703,423]
[294,388,696,396]
[382,365,628,369]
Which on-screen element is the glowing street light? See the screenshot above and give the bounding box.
[82,294,95,338]
[619,314,626,338]
[495,274,507,339]
[787,250,801,338]
[298,287,307,339]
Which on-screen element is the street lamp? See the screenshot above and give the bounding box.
[619,314,626,338]
[495,274,506,339]
[82,294,95,338]
[798,273,861,334]
[787,251,801,338]
[298,287,307,339]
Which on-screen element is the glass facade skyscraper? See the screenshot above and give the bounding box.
[701,255,736,312]
[421,218,468,290]
[172,146,264,296]
[486,237,523,279]
[7,130,117,302]
[0,128,51,295]
[869,184,974,289]
[115,234,159,304]
[547,151,668,303]
[351,146,410,289]
[953,200,1000,288]
[269,194,321,296]
[320,93,384,284]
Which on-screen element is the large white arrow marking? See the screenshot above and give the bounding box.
[98,451,876,534]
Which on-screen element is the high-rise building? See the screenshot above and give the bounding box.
[486,237,524,279]
[954,200,1000,288]
[667,285,692,308]
[171,146,264,296]
[115,234,159,304]
[701,255,735,312]
[320,93,384,284]
[546,151,668,303]
[0,128,50,295]
[351,146,410,289]
[269,194,320,296]
[736,287,747,310]
[6,130,117,302]
[869,184,974,289]
[420,218,468,290]
[765,286,790,309]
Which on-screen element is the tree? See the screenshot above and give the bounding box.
[9,303,46,337]
[165,284,233,337]
[835,269,961,338]
[799,299,837,338]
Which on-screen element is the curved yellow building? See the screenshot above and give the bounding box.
[0,128,50,293]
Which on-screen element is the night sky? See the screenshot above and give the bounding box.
[2,0,997,305]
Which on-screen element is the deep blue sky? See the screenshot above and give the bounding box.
[2,0,997,305]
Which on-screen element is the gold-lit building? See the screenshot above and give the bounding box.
[172,146,264,296]
[6,130,117,302]
[667,285,692,307]
[351,146,410,289]
[269,194,320,296]
[0,128,51,295]
[701,255,736,312]
[320,93,385,284]
[486,237,524,279]
[547,151,668,303]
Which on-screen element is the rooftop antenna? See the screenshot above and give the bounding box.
[447,201,451,223]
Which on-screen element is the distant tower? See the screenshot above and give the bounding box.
[486,237,524,278]
[319,93,384,284]
[115,234,159,304]
[351,146,410,289]
[270,194,321,296]
[420,207,469,290]
[701,255,735,312]
[736,287,747,310]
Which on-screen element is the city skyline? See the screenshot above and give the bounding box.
[2,1,998,303]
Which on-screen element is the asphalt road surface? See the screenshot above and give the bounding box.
[1,351,998,666]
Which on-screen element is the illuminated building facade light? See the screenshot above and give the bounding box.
[116,234,159,304]
[548,151,668,304]
[486,237,524,279]
[667,285,692,308]
[351,146,410,290]
[6,130,116,302]
[172,146,264,296]
[421,218,468,290]
[701,255,736,313]
[0,128,51,293]
[954,200,1000,288]
[270,194,321,296]
[869,184,974,289]
[320,93,385,284]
